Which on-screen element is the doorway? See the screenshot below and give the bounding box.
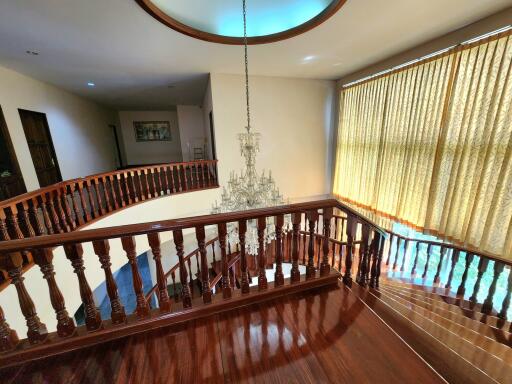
[0,106,26,200]
[19,109,62,187]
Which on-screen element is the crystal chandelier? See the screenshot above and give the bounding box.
[211,0,288,255]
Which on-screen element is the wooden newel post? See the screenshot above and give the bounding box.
[290,213,301,283]
[120,236,150,317]
[148,232,171,312]
[320,207,333,276]
[33,248,76,337]
[1,252,48,343]
[92,240,127,324]
[218,222,231,299]
[257,217,268,290]
[306,210,319,279]
[0,304,19,352]
[274,214,285,286]
[64,243,103,331]
[196,226,213,302]
[238,220,250,293]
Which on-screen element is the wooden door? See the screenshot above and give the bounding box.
[0,106,26,200]
[19,109,62,187]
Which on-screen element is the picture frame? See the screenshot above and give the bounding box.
[133,121,172,142]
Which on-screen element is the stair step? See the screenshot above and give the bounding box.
[380,284,511,331]
[351,284,501,384]
[379,285,512,351]
[382,279,492,314]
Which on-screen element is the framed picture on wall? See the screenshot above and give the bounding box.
[133,121,172,142]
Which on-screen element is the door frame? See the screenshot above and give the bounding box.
[0,106,27,195]
[19,109,63,185]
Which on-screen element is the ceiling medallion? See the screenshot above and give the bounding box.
[135,0,347,45]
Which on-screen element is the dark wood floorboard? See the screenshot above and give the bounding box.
[0,284,443,384]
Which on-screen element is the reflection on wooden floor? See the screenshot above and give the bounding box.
[1,283,443,384]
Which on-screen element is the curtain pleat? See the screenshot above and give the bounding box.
[333,34,512,258]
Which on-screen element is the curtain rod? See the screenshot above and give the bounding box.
[342,25,512,90]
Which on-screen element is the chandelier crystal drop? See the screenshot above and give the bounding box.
[211,0,289,255]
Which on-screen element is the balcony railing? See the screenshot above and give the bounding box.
[0,198,385,367]
[0,160,219,288]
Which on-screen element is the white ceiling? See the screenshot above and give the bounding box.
[0,0,510,109]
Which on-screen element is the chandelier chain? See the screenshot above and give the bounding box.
[243,0,250,132]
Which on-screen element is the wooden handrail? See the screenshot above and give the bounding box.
[0,160,219,287]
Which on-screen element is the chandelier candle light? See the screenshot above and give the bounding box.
[211,0,289,255]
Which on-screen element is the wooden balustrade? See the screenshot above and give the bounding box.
[378,227,512,321]
[0,198,385,367]
[0,160,219,289]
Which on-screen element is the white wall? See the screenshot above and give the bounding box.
[210,73,336,199]
[118,110,183,165]
[202,78,215,160]
[0,65,118,191]
[177,105,207,161]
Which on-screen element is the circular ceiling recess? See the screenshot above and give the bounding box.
[136,0,347,44]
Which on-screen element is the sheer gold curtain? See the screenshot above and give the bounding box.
[333,33,512,258]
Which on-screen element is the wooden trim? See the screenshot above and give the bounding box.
[135,0,347,45]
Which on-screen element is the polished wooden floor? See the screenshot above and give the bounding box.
[0,283,444,383]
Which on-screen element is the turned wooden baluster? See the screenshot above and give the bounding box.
[257,216,268,289]
[120,236,150,317]
[92,240,127,324]
[400,240,409,272]
[0,210,9,241]
[290,213,301,283]
[92,179,105,216]
[370,233,385,288]
[116,174,127,206]
[64,243,102,330]
[170,271,178,301]
[129,171,139,202]
[16,202,35,238]
[149,169,157,197]
[218,222,231,298]
[85,180,99,219]
[457,253,474,297]
[136,170,145,201]
[481,261,505,314]
[469,257,489,303]
[411,242,421,275]
[172,229,192,308]
[33,248,76,337]
[28,198,46,235]
[392,237,401,270]
[498,268,512,319]
[422,244,433,279]
[344,214,357,286]
[182,165,189,190]
[160,167,169,194]
[238,220,251,293]
[195,226,213,301]
[386,234,394,266]
[61,187,76,230]
[0,304,19,352]
[274,214,285,286]
[434,246,447,284]
[167,166,175,193]
[147,232,171,312]
[55,190,70,232]
[68,184,84,226]
[445,249,460,289]
[77,181,92,222]
[36,196,53,234]
[7,206,25,242]
[306,210,319,279]
[123,172,133,205]
[1,252,48,343]
[357,224,371,286]
[173,165,182,192]
[100,177,112,212]
[320,208,333,276]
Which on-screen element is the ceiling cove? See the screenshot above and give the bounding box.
[135,0,347,44]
